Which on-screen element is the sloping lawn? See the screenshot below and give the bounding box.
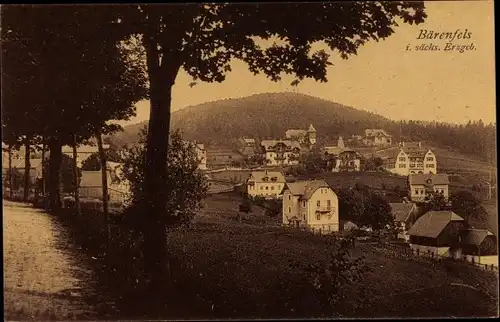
[162,221,499,319]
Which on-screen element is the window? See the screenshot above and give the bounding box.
[327,200,331,208]
[288,195,291,201]
[316,213,321,220]
[415,189,419,195]
[260,186,263,190]
[426,164,435,168]
[303,214,306,220]
[317,200,321,207]
[427,157,434,161]
[266,186,269,190]
[399,157,406,161]
[399,164,406,168]
[271,186,275,190]
[303,201,306,207]
[288,207,291,213]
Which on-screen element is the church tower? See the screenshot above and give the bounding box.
[337,136,345,149]
[307,124,317,145]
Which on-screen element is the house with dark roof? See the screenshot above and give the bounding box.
[389,202,418,241]
[246,170,286,199]
[323,136,361,172]
[285,124,317,146]
[362,129,392,147]
[282,179,339,233]
[461,229,497,256]
[407,210,467,258]
[260,140,301,167]
[408,173,450,202]
[206,148,245,169]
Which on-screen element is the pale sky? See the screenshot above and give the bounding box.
[123,1,495,126]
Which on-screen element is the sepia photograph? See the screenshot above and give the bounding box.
[1,1,498,320]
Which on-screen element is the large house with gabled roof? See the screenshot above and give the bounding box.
[282,179,339,233]
[260,140,301,167]
[246,170,286,199]
[285,124,317,146]
[383,142,437,176]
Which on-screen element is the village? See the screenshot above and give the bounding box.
[2,3,497,320]
[3,124,498,270]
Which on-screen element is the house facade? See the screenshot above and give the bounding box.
[260,140,301,167]
[246,170,286,199]
[407,210,467,258]
[384,143,437,176]
[323,137,361,172]
[282,179,339,233]
[285,124,317,146]
[363,129,392,146]
[408,173,450,202]
[389,202,418,241]
[61,144,110,168]
[206,148,245,169]
[80,167,131,205]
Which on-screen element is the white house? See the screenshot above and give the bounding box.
[384,142,437,176]
[408,173,450,202]
[260,140,301,166]
[282,179,339,233]
[323,137,361,172]
[285,124,317,146]
[362,129,392,146]
[246,170,286,199]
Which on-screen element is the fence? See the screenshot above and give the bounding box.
[371,242,499,272]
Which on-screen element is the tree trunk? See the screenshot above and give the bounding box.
[41,141,46,196]
[96,129,109,228]
[72,135,81,215]
[47,137,62,212]
[142,35,182,301]
[8,146,13,199]
[23,135,32,202]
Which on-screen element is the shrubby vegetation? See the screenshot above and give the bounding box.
[121,126,208,227]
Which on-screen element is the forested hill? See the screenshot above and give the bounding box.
[108,92,496,165]
[109,92,393,145]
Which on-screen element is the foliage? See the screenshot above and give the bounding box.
[121,126,208,227]
[290,235,371,310]
[359,192,393,231]
[264,199,282,217]
[247,154,266,166]
[362,156,384,171]
[239,197,253,213]
[337,188,365,223]
[81,150,124,171]
[338,188,392,231]
[301,151,327,174]
[449,190,488,222]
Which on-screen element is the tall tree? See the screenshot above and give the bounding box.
[113,2,427,274]
[2,5,147,211]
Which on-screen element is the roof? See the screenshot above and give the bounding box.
[308,124,316,132]
[409,174,449,186]
[462,229,495,246]
[242,138,255,144]
[260,140,301,150]
[402,147,431,157]
[61,144,109,154]
[285,129,307,138]
[285,179,332,200]
[365,129,391,137]
[323,147,358,156]
[389,203,416,222]
[407,211,464,238]
[248,171,286,183]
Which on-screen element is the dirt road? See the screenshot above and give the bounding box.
[3,200,97,320]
